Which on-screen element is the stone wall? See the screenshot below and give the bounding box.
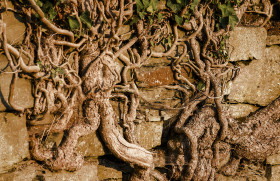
[0,2,280,180]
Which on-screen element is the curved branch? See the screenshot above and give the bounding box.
[27,0,75,42]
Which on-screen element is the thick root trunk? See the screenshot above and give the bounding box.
[99,97,153,179]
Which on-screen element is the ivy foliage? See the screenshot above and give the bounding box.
[68,11,92,31]
[218,3,239,28]
[165,0,238,28]
[136,0,159,18]
[35,0,92,33]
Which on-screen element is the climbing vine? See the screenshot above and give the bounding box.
[0,0,279,180]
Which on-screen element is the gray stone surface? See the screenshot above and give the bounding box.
[267,153,280,165]
[1,1,26,45]
[0,113,29,173]
[118,25,131,40]
[227,46,280,106]
[216,174,267,181]
[228,27,267,61]
[224,104,259,118]
[97,165,122,180]
[0,54,34,111]
[267,35,280,46]
[139,87,180,107]
[135,121,163,149]
[0,161,98,181]
[76,131,106,157]
[268,165,280,181]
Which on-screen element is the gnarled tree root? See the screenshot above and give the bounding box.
[99,97,153,180]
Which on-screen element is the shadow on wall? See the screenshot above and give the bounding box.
[0,87,12,110]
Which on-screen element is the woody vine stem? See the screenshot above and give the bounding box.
[0,0,279,180]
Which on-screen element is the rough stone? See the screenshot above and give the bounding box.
[215,174,247,181]
[135,121,163,149]
[145,109,161,122]
[0,113,29,173]
[76,131,106,157]
[224,104,259,118]
[266,35,280,46]
[1,1,26,45]
[215,174,267,181]
[137,66,177,87]
[160,110,180,120]
[216,161,267,181]
[228,27,267,61]
[118,25,131,40]
[147,57,172,66]
[97,165,122,181]
[226,46,280,106]
[267,153,280,165]
[139,87,181,108]
[0,160,98,181]
[268,165,280,181]
[0,54,34,111]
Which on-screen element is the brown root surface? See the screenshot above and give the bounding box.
[0,0,279,180]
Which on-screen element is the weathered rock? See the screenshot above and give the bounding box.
[0,55,34,111]
[216,161,267,181]
[267,153,280,165]
[267,165,280,181]
[1,1,26,45]
[266,35,280,46]
[215,174,247,181]
[224,104,259,118]
[226,46,280,106]
[215,174,267,181]
[136,66,178,87]
[139,87,181,108]
[148,57,172,66]
[0,113,29,173]
[140,87,175,102]
[0,160,99,181]
[145,109,161,122]
[135,121,163,149]
[97,165,122,180]
[228,27,267,61]
[76,131,106,157]
[160,110,180,121]
[118,25,131,40]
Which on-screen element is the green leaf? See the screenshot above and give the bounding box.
[136,0,144,12]
[147,5,154,14]
[68,16,80,30]
[190,0,200,12]
[35,0,43,7]
[150,40,154,47]
[150,0,159,10]
[176,0,181,3]
[228,15,239,29]
[138,11,145,19]
[130,16,138,25]
[51,69,56,78]
[80,11,92,28]
[175,15,183,25]
[48,8,57,21]
[158,13,163,21]
[197,80,205,91]
[218,3,236,17]
[167,0,187,13]
[148,16,154,24]
[218,3,239,28]
[167,37,172,47]
[56,67,65,75]
[142,0,150,9]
